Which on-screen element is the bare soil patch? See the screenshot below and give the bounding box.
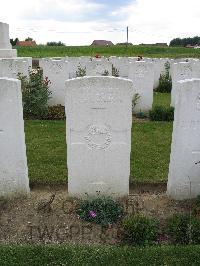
[0,185,193,245]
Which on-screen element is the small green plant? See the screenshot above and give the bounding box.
[149,106,174,121]
[190,218,200,244]
[112,65,119,77]
[18,68,51,119]
[102,70,109,76]
[122,215,159,245]
[76,196,123,226]
[155,61,172,93]
[166,213,200,244]
[76,64,86,77]
[166,214,190,244]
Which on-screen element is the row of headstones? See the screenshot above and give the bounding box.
[0,21,200,112]
[0,56,156,112]
[1,75,200,200]
[1,56,200,112]
[39,57,200,111]
[0,56,200,117]
[40,56,154,112]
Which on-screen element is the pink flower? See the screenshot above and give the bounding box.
[89,210,97,218]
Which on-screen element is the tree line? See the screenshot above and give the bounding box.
[170,36,200,46]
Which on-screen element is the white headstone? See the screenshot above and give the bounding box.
[0,78,29,197]
[109,57,131,78]
[65,76,134,197]
[0,22,17,58]
[0,58,32,78]
[167,78,200,200]
[86,60,112,76]
[68,57,91,79]
[171,62,193,107]
[40,58,69,106]
[153,58,171,89]
[128,61,154,112]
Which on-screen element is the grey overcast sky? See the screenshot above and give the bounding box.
[0,0,200,45]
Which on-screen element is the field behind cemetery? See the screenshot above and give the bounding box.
[17,45,200,58]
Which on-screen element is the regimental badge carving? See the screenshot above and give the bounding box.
[84,124,111,150]
[196,94,200,110]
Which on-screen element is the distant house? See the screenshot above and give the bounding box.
[16,40,37,47]
[185,44,195,48]
[186,44,200,49]
[91,40,114,46]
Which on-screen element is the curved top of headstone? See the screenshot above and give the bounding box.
[65,76,134,92]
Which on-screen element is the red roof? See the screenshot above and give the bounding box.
[16,41,37,47]
[91,40,114,46]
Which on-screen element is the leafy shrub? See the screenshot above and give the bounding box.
[155,62,172,93]
[18,68,51,119]
[76,64,86,77]
[190,218,200,244]
[122,215,158,245]
[149,106,174,121]
[166,213,200,244]
[47,105,65,120]
[166,214,190,244]
[10,37,19,46]
[76,197,123,226]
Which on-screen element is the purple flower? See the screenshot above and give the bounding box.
[89,210,97,218]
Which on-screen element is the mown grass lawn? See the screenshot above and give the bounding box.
[17,45,200,58]
[25,120,67,185]
[25,119,173,185]
[1,245,200,265]
[131,121,172,183]
[153,92,171,108]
